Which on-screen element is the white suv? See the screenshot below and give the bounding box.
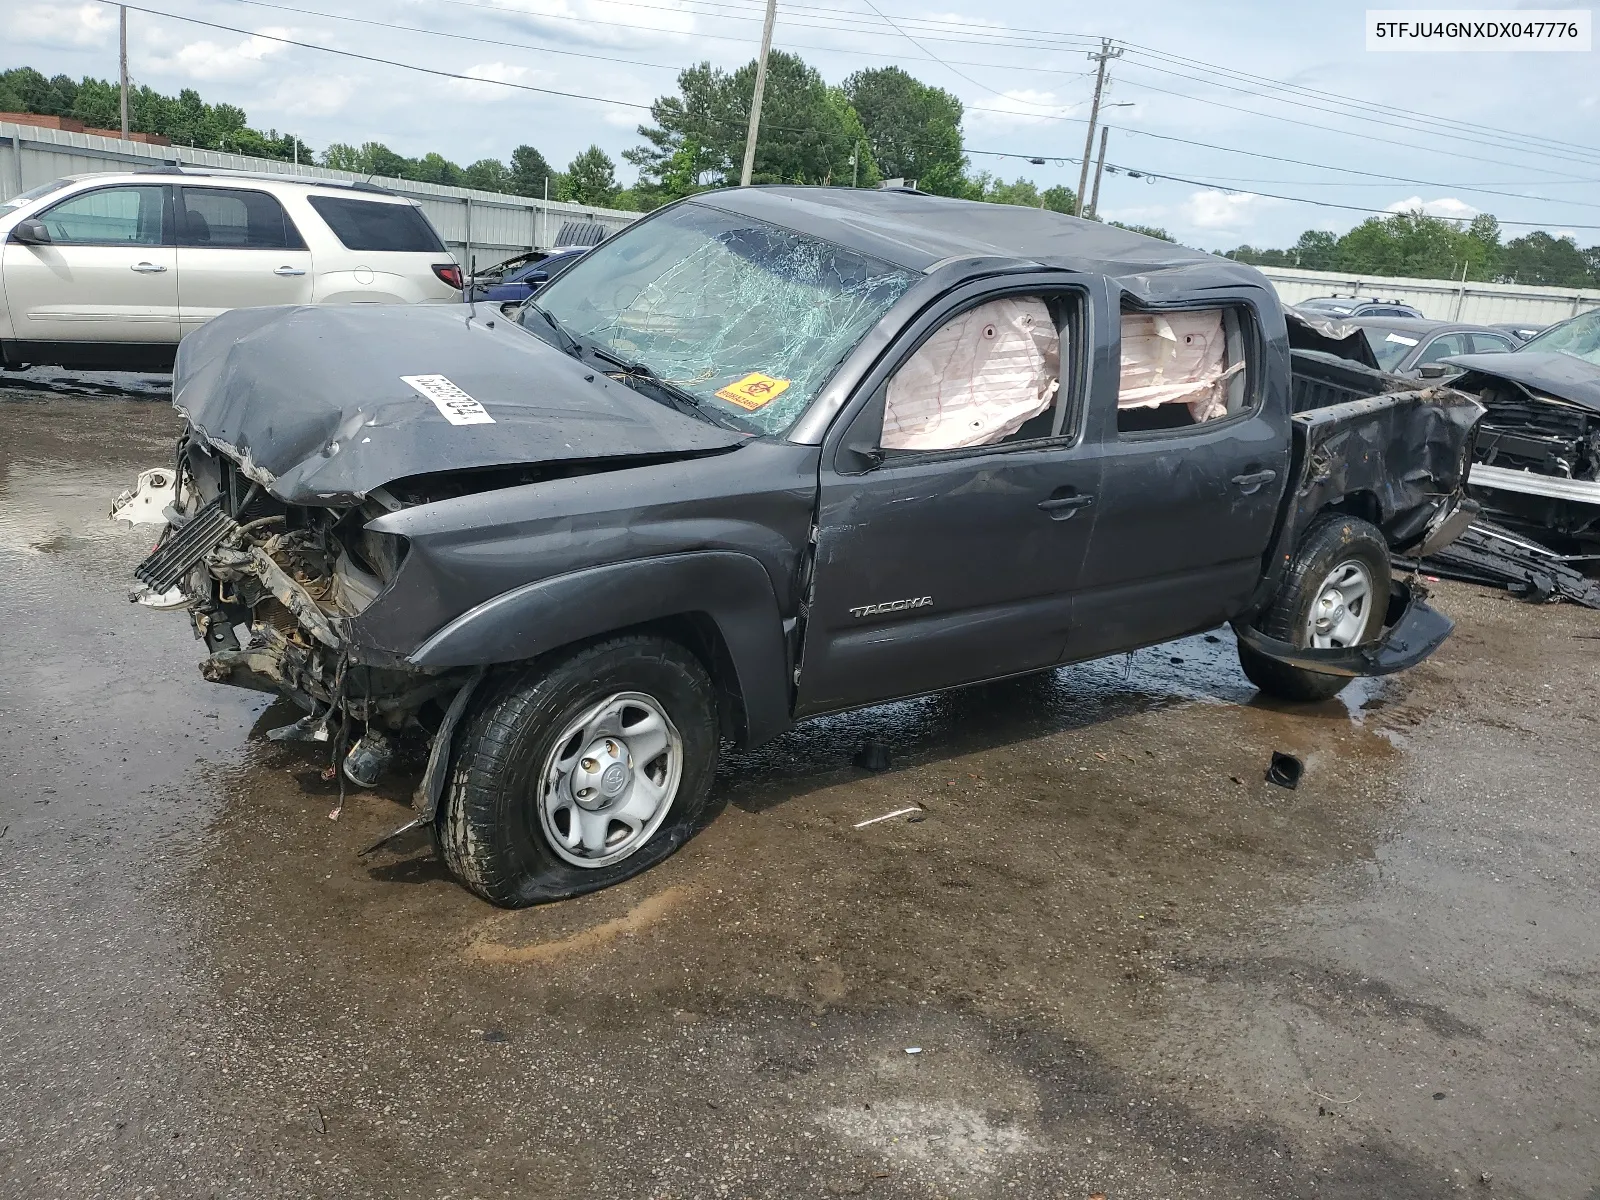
[0,169,463,372]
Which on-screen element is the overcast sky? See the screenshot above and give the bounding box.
[4,0,1598,249]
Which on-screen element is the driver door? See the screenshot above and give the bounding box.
[794,279,1105,716]
[1,183,179,345]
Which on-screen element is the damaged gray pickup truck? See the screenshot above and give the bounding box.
[122,187,1483,906]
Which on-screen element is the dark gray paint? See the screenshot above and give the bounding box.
[170,303,748,505]
[170,188,1481,749]
[1444,350,1600,412]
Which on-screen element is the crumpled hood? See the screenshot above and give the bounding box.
[1442,350,1600,413]
[172,304,748,504]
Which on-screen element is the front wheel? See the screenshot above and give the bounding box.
[1238,514,1392,702]
[437,636,721,907]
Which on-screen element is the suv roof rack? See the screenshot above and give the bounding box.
[127,165,395,196]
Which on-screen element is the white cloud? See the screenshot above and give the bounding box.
[1384,196,1479,220]
[145,32,291,82]
[270,75,359,118]
[966,89,1079,130]
[1183,189,1278,230]
[10,3,114,48]
[450,61,549,101]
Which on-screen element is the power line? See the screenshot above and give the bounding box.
[1114,56,1600,176]
[1094,161,1600,231]
[848,0,1077,112]
[99,2,657,110]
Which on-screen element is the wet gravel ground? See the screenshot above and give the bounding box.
[2,388,1598,1200]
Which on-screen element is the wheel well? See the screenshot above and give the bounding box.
[1320,490,1382,529]
[647,613,748,745]
[516,613,751,746]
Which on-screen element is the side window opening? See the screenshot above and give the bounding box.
[881,295,1064,452]
[1116,305,1249,434]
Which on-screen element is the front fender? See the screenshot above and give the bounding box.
[407,551,793,747]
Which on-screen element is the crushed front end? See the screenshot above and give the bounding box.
[129,435,464,789]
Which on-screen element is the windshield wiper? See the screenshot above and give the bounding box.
[525,301,581,358]
[583,344,721,420]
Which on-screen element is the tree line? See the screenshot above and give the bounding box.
[2,59,1129,222]
[1227,210,1600,289]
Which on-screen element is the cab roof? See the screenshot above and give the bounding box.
[688,186,1265,298]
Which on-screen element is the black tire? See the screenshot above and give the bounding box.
[1238,513,1392,703]
[437,635,720,907]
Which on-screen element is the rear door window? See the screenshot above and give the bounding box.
[1468,333,1514,354]
[1414,332,1472,367]
[36,185,167,245]
[306,196,445,252]
[177,187,305,249]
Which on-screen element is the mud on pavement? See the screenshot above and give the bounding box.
[2,392,1598,1199]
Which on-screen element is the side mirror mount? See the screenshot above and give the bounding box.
[499,300,523,317]
[835,388,888,475]
[10,218,51,246]
[1418,363,1450,379]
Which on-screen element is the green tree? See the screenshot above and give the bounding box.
[1292,229,1339,270]
[509,145,556,197]
[627,51,865,189]
[1110,221,1174,242]
[1498,231,1593,286]
[410,152,462,185]
[1333,210,1492,279]
[462,158,511,191]
[562,145,620,206]
[840,66,966,195]
[1040,185,1077,215]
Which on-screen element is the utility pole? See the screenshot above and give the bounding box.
[1087,126,1109,219]
[1075,38,1121,217]
[739,0,777,187]
[119,6,130,139]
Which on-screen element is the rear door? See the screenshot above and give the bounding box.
[175,186,313,335]
[794,277,1104,716]
[1,183,178,343]
[1069,300,1289,660]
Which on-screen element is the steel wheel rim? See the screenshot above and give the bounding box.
[1306,559,1374,648]
[537,691,683,870]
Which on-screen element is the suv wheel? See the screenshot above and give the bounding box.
[438,636,721,907]
[1238,514,1392,703]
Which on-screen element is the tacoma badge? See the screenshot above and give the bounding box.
[849,596,934,618]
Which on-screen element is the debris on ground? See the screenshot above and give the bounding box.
[854,806,923,829]
[1398,521,1600,609]
[1266,752,1304,790]
[855,741,893,771]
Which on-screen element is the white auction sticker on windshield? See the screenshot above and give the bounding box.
[402,374,495,425]
[1385,333,1419,346]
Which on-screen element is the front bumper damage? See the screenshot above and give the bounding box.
[128,459,470,805]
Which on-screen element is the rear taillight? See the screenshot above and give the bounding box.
[433,263,463,289]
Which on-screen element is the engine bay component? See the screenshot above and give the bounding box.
[134,499,238,594]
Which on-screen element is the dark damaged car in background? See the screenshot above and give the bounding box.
[116,187,1483,907]
[1442,308,1600,551]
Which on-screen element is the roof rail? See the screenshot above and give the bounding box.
[125,164,395,196]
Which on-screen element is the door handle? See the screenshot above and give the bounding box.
[1037,493,1095,519]
[130,261,167,273]
[1231,469,1277,494]
[274,266,307,276]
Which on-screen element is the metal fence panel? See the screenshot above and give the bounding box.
[1255,265,1600,325]
[1,120,639,267]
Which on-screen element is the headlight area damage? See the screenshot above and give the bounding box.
[131,445,470,807]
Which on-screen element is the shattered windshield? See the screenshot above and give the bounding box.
[1520,310,1600,366]
[534,202,916,433]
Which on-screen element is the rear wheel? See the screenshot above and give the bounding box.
[438,636,721,907]
[1238,514,1392,702]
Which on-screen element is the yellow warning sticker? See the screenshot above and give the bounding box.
[714,372,791,411]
